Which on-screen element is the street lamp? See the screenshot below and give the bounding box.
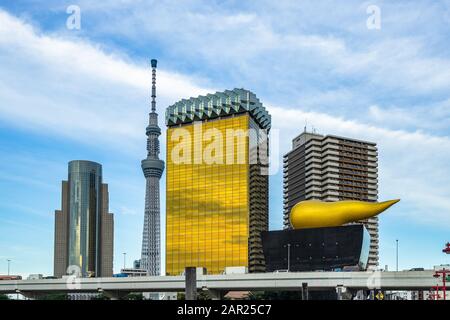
[396,239,399,272]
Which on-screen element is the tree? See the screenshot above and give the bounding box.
[0,294,10,300]
[246,291,303,300]
[247,290,339,300]
[175,291,218,300]
[90,293,109,300]
[124,293,144,300]
[197,291,212,300]
[177,292,185,300]
[40,293,68,300]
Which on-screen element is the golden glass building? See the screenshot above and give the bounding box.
[165,89,271,275]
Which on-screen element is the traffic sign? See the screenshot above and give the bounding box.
[375,291,384,300]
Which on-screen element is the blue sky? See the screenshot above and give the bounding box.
[0,0,449,276]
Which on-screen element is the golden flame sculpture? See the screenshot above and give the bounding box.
[290,199,400,229]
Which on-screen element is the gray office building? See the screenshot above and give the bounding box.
[54,160,114,278]
[283,132,379,269]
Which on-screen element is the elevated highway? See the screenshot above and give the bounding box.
[0,270,438,299]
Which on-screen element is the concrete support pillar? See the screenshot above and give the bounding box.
[185,267,197,300]
[301,282,308,300]
[336,286,346,300]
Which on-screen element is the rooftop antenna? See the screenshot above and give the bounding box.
[304,119,308,133]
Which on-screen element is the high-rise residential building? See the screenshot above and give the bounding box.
[165,88,271,275]
[54,160,114,278]
[283,131,379,268]
[140,59,164,275]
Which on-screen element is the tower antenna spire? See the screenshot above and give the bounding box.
[151,59,157,113]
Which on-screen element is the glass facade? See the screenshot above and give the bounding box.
[68,160,102,277]
[359,226,371,270]
[262,225,371,272]
[166,113,270,275]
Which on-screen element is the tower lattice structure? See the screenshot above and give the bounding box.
[140,59,164,275]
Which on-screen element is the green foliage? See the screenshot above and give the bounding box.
[124,293,144,300]
[0,294,10,300]
[40,293,68,300]
[247,290,340,300]
[246,291,303,300]
[90,293,109,300]
[175,291,211,300]
[197,291,212,300]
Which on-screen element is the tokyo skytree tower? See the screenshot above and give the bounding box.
[140,59,164,275]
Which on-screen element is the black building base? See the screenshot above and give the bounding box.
[262,225,370,272]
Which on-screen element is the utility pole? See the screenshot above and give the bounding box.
[301,282,309,300]
[7,259,11,275]
[185,267,197,300]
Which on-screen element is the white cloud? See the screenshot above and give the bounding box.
[55,0,450,155]
[78,0,450,98]
[115,206,138,216]
[0,9,213,152]
[367,103,450,133]
[0,7,449,233]
[269,105,450,227]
